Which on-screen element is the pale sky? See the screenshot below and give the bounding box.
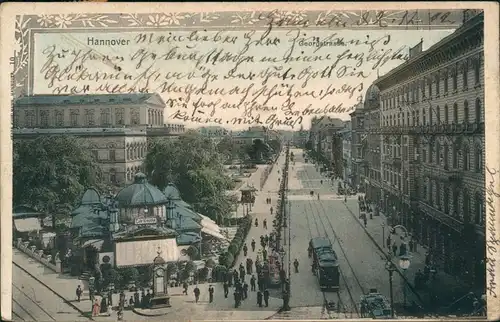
[33,28,455,130]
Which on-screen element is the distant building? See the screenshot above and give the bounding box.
[309,116,345,175]
[339,121,352,185]
[12,93,170,185]
[146,123,186,141]
[197,126,232,144]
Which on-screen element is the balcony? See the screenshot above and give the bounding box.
[418,201,463,232]
[420,164,463,183]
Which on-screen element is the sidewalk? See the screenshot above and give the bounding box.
[14,248,282,321]
[342,197,472,314]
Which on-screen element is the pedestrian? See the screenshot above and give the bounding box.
[261,239,266,249]
[129,296,134,308]
[243,282,249,299]
[250,275,256,291]
[208,285,214,303]
[134,290,140,307]
[76,285,83,302]
[239,263,245,279]
[262,249,268,261]
[257,290,263,307]
[146,289,152,308]
[194,285,200,303]
[392,242,398,256]
[386,236,391,249]
[243,243,248,256]
[363,216,367,227]
[248,258,253,274]
[234,290,240,308]
[223,281,229,298]
[270,207,273,215]
[183,281,189,295]
[293,259,299,273]
[92,298,100,317]
[251,239,256,252]
[264,289,270,307]
[140,289,146,308]
[263,219,267,229]
[233,269,239,285]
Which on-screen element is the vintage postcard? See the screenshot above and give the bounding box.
[1,2,499,321]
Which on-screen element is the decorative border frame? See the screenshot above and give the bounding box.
[13,9,465,98]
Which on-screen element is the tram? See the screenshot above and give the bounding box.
[308,237,340,291]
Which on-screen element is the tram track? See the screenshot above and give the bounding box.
[12,283,57,321]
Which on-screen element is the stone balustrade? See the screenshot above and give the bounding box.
[15,238,61,273]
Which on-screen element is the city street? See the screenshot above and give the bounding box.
[12,262,89,321]
[282,148,412,316]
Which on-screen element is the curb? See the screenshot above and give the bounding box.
[132,307,171,317]
[13,260,94,321]
[341,202,427,309]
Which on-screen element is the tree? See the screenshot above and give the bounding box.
[13,135,106,228]
[267,139,281,155]
[216,136,238,163]
[145,131,236,222]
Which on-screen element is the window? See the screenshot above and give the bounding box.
[463,146,470,171]
[25,111,35,127]
[475,193,484,225]
[436,75,440,95]
[453,103,458,123]
[453,66,458,90]
[70,110,79,126]
[423,109,426,125]
[474,58,481,84]
[429,181,433,205]
[444,187,450,214]
[40,110,49,128]
[429,107,433,125]
[55,111,64,127]
[436,106,440,124]
[429,144,434,163]
[475,98,481,123]
[92,150,99,160]
[463,100,469,123]
[463,191,471,223]
[85,109,95,126]
[453,189,460,216]
[463,61,468,89]
[421,79,426,98]
[436,182,441,210]
[444,72,449,92]
[422,149,427,164]
[443,145,449,169]
[131,109,140,125]
[453,146,459,168]
[101,109,110,126]
[436,142,441,165]
[109,168,117,184]
[444,105,449,124]
[428,77,432,97]
[109,149,116,161]
[475,148,482,173]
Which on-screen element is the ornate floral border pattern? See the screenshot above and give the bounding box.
[13,9,467,97]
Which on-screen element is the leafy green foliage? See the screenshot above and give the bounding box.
[13,135,106,226]
[145,131,236,222]
[219,216,252,268]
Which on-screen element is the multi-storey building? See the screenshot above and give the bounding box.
[339,121,352,185]
[197,126,232,144]
[13,93,168,185]
[309,116,345,175]
[349,103,365,190]
[371,11,485,287]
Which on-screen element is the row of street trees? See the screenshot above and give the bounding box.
[216,137,282,164]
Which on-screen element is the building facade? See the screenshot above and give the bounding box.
[308,116,345,175]
[13,128,147,185]
[370,11,485,287]
[13,93,169,185]
[340,121,352,185]
[349,103,365,190]
[197,126,232,144]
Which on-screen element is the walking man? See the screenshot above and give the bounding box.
[251,239,256,252]
[223,281,229,298]
[76,285,83,302]
[243,243,248,256]
[183,281,188,295]
[264,289,270,307]
[234,291,240,308]
[208,285,214,303]
[250,275,256,291]
[243,282,249,299]
[257,291,263,307]
[194,285,200,303]
[263,219,267,229]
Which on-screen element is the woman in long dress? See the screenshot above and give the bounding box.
[92,299,100,316]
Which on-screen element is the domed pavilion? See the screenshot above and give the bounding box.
[115,172,168,225]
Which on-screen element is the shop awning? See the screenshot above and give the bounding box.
[82,239,105,250]
[13,217,41,232]
[201,227,227,240]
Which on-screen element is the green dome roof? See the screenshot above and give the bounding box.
[163,183,181,200]
[115,173,167,208]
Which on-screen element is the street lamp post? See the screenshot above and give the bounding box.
[399,255,411,308]
[385,259,397,318]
